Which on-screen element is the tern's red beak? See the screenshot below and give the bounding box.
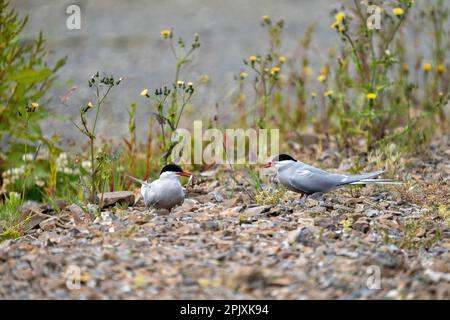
[176,171,192,177]
[263,162,272,168]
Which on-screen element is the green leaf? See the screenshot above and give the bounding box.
[9,68,52,84]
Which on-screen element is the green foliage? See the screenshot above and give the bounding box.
[72,72,121,203]
[0,0,66,200]
[141,30,199,165]
[0,192,22,240]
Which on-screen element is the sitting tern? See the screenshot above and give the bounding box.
[127,164,192,211]
[264,154,399,196]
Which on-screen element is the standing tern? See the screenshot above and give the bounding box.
[127,164,192,211]
[264,154,400,196]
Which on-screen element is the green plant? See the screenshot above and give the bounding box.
[0,0,66,200]
[0,192,22,241]
[141,29,199,165]
[72,72,121,202]
[243,16,285,128]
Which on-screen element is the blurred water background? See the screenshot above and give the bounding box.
[11,0,337,144]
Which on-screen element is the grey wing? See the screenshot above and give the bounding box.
[141,183,159,207]
[287,167,348,194]
[288,167,384,194]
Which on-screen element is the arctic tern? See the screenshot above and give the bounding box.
[264,154,399,195]
[127,164,192,211]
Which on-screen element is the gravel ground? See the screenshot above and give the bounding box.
[0,136,448,299]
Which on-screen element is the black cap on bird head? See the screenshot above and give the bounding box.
[264,154,297,168]
[160,164,184,174]
[160,164,192,177]
[272,154,297,162]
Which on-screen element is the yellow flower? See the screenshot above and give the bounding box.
[239,72,248,79]
[187,82,194,88]
[200,74,210,83]
[310,92,317,98]
[335,12,346,22]
[331,20,340,29]
[303,66,313,76]
[324,90,334,97]
[160,29,172,39]
[317,74,327,82]
[338,26,345,33]
[393,8,404,16]
[261,15,271,23]
[31,102,39,108]
[87,102,93,108]
[367,93,377,100]
[423,63,432,72]
[177,80,185,87]
[140,88,149,96]
[270,67,281,75]
[321,65,330,76]
[437,64,445,74]
[250,55,257,62]
[279,56,286,63]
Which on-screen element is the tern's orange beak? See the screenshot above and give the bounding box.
[263,162,272,168]
[176,171,192,177]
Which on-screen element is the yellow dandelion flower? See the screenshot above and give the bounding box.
[310,92,317,98]
[160,29,172,39]
[261,15,271,23]
[423,63,432,72]
[250,55,257,62]
[367,93,377,100]
[187,82,194,88]
[279,56,286,63]
[331,20,340,29]
[317,74,327,82]
[271,67,281,75]
[303,66,313,76]
[335,12,346,22]
[31,102,39,108]
[140,89,149,96]
[177,81,185,87]
[321,65,330,76]
[87,102,93,108]
[239,72,248,79]
[437,64,445,74]
[324,90,334,97]
[393,8,404,16]
[200,74,210,83]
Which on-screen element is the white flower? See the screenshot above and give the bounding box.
[81,161,92,171]
[8,192,20,199]
[35,179,45,187]
[56,153,68,170]
[63,167,74,175]
[22,153,34,162]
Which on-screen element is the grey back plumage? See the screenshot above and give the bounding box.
[277,161,383,194]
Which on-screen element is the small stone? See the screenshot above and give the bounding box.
[96,191,135,208]
[307,206,327,216]
[353,217,370,233]
[243,205,271,216]
[287,227,314,245]
[25,213,52,230]
[39,217,58,231]
[314,217,334,228]
[366,209,380,218]
[201,221,221,231]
